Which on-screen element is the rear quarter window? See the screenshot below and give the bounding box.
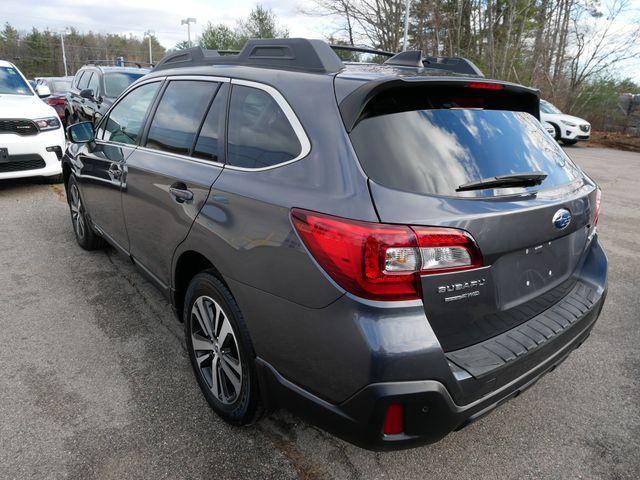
[227,85,301,169]
[350,109,583,198]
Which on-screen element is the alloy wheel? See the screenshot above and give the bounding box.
[190,296,243,405]
[69,183,86,240]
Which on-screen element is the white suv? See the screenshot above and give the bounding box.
[539,99,591,145]
[0,60,64,182]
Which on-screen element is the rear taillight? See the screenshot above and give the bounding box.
[47,97,65,106]
[291,209,483,301]
[594,188,602,226]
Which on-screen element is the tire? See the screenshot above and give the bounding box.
[562,139,578,146]
[552,124,561,142]
[67,175,105,250]
[184,272,261,425]
[41,173,64,184]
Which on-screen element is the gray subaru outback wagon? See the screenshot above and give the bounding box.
[63,39,607,450]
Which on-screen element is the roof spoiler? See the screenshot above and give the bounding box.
[339,78,540,132]
[153,39,345,74]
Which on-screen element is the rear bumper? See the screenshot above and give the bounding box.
[255,238,608,450]
[0,129,64,180]
[257,292,603,450]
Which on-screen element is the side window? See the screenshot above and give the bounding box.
[74,71,86,89]
[227,85,301,169]
[87,72,100,95]
[100,82,160,145]
[145,80,218,156]
[192,83,228,162]
[78,72,92,90]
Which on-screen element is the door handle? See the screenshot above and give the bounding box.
[169,182,194,203]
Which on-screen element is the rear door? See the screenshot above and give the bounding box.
[348,83,598,351]
[121,78,228,289]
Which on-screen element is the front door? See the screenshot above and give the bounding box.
[122,79,228,287]
[77,80,162,251]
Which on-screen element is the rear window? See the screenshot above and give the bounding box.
[104,72,145,98]
[350,109,583,198]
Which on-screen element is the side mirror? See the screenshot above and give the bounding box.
[80,88,95,100]
[67,121,95,143]
[35,84,51,98]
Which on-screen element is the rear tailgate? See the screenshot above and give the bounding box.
[345,79,599,351]
[369,180,597,351]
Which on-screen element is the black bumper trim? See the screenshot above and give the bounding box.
[446,281,596,378]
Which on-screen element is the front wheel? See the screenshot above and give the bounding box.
[67,175,105,250]
[184,272,261,425]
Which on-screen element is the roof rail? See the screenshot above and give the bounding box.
[330,45,394,58]
[152,39,345,74]
[331,45,483,76]
[423,56,484,77]
[85,59,152,68]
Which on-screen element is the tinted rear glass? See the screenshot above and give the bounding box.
[350,109,583,198]
[104,72,145,97]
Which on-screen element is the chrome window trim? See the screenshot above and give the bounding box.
[99,75,310,172]
[135,145,225,168]
[226,78,311,172]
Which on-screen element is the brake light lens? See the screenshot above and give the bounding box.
[594,188,602,226]
[291,209,483,301]
[383,404,405,435]
[467,82,504,90]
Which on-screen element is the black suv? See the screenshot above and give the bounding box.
[66,63,149,126]
[63,39,607,450]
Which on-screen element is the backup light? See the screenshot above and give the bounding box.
[291,209,483,301]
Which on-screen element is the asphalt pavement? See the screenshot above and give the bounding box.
[0,146,638,479]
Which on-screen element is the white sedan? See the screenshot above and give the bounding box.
[540,99,591,145]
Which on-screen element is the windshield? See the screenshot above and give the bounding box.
[0,67,31,95]
[540,100,562,114]
[350,109,583,198]
[50,79,72,93]
[103,72,145,98]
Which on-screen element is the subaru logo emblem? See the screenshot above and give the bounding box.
[552,208,571,230]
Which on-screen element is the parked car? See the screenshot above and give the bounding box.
[62,40,607,450]
[0,60,64,182]
[66,63,149,126]
[36,76,74,126]
[540,99,591,145]
[543,121,556,136]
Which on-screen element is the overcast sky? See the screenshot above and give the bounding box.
[4,0,640,81]
[2,0,330,46]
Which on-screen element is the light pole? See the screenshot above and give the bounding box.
[144,30,155,64]
[59,29,70,76]
[181,18,197,47]
[402,0,411,51]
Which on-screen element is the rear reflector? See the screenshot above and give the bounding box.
[383,404,405,435]
[467,82,504,90]
[291,209,483,301]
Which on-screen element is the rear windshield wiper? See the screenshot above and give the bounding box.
[456,171,547,192]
